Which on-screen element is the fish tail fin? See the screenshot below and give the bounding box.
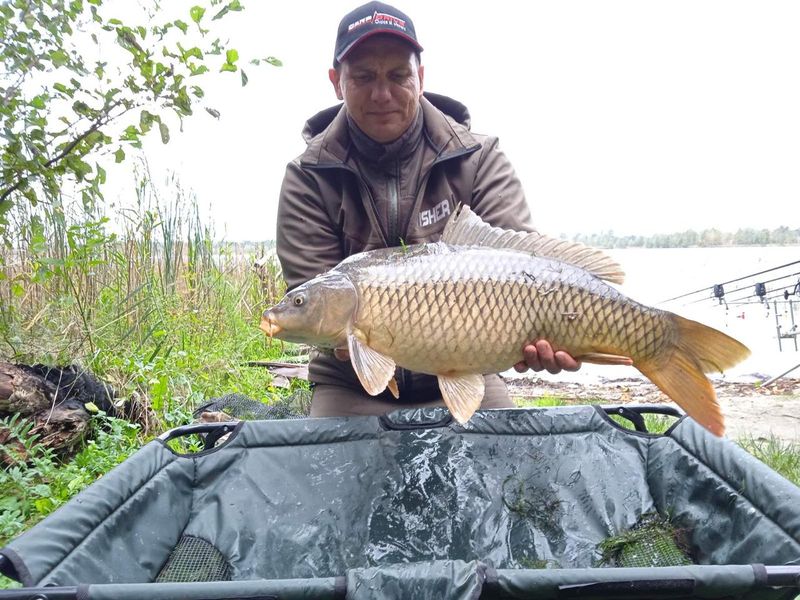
[636,314,750,437]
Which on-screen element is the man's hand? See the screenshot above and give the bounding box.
[514,340,581,374]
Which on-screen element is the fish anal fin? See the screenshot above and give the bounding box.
[442,205,625,284]
[578,352,634,366]
[348,333,396,396]
[437,373,484,424]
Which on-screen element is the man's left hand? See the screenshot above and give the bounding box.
[514,340,581,374]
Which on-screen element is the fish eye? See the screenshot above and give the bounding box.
[293,294,305,306]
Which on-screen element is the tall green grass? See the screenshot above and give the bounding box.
[1,166,286,423]
[0,166,289,553]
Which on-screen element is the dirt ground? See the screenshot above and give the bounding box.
[505,376,800,441]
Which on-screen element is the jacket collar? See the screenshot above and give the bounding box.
[299,93,481,167]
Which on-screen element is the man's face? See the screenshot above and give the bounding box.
[329,35,424,144]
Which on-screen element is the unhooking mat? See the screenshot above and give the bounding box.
[2,405,800,599]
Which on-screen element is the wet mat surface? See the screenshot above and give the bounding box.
[5,406,800,588]
[185,408,654,578]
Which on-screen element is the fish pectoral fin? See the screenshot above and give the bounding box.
[437,373,485,425]
[387,377,400,399]
[348,333,396,396]
[577,352,634,366]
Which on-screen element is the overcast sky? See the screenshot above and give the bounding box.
[133,1,800,241]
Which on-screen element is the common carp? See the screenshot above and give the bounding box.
[261,206,750,435]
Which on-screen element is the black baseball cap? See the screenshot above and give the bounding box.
[334,1,423,66]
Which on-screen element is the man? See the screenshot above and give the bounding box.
[277,1,579,417]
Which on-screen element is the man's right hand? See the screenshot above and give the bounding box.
[514,340,581,375]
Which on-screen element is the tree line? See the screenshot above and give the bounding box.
[570,226,800,249]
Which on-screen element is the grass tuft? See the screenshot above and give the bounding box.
[515,395,567,408]
[737,435,800,487]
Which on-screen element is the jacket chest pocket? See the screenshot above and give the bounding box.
[338,202,385,252]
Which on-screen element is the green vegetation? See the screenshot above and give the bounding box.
[0,412,141,545]
[0,176,289,550]
[1,0,278,218]
[570,226,800,249]
[515,395,568,408]
[0,1,289,568]
[738,435,800,487]
[608,412,677,435]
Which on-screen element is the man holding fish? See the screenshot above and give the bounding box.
[275,1,579,418]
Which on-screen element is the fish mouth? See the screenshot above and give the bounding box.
[259,313,282,337]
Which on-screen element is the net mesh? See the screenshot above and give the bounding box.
[598,512,694,568]
[155,535,232,582]
[192,389,311,421]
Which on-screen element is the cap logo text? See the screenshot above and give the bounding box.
[348,11,407,32]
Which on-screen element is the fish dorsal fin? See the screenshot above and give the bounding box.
[348,332,396,396]
[442,205,625,285]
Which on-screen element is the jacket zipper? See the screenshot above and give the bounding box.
[388,167,399,245]
[306,143,480,247]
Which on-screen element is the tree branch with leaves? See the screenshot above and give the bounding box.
[0,0,280,221]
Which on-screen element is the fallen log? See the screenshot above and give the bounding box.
[0,362,115,462]
[0,362,56,416]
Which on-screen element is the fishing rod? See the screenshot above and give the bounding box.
[722,286,800,306]
[724,290,800,307]
[660,259,800,304]
[681,272,800,306]
[713,274,800,305]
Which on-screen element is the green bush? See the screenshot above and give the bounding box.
[0,413,140,547]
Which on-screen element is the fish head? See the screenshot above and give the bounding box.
[260,272,357,348]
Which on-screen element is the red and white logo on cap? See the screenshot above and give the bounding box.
[348,11,407,32]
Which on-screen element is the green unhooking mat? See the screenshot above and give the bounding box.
[2,405,800,599]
